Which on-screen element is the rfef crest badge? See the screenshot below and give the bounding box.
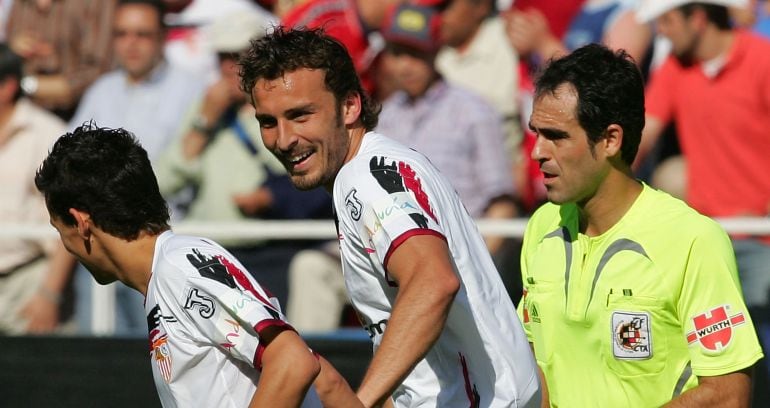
[612,311,652,359]
[686,305,746,353]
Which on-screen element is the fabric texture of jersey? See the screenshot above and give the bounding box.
[145,231,320,408]
[332,132,540,407]
[518,185,763,407]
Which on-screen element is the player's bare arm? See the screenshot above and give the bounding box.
[356,235,460,407]
[664,367,753,408]
[314,355,364,407]
[250,327,320,407]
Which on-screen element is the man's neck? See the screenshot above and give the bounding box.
[102,230,164,296]
[578,172,642,237]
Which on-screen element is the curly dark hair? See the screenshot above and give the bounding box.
[535,43,645,166]
[35,123,169,240]
[239,26,380,131]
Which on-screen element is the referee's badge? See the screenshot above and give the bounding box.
[612,311,652,359]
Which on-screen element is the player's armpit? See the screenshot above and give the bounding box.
[250,328,320,408]
[664,366,753,408]
[314,355,364,408]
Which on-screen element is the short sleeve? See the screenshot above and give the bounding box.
[180,251,293,371]
[677,222,763,376]
[352,155,447,270]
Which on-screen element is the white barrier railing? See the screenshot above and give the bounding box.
[4,217,770,335]
[4,217,770,239]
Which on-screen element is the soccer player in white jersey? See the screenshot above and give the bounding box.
[35,123,362,408]
[240,27,541,407]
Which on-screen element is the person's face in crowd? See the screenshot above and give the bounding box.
[529,84,608,205]
[49,212,116,285]
[439,0,489,48]
[113,4,165,82]
[383,44,437,99]
[655,9,702,65]
[251,68,360,191]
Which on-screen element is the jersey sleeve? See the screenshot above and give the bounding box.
[676,221,763,376]
[350,155,447,270]
[180,249,294,371]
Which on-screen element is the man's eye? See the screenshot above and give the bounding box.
[258,119,276,129]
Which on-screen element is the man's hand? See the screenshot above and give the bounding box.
[233,187,274,216]
[20,292,59,334]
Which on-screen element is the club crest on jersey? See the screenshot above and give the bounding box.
[345,189,363,221]
[686,305,746,353]
[612,311,652,359]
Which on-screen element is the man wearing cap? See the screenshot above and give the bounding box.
[377,3,520,266]
[154,11,332,306]
[636,0,770,390]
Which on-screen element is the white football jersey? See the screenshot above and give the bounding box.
[332,133,541,407]
[145,231,320,407]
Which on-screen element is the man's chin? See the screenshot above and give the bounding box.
[290,174,321,191]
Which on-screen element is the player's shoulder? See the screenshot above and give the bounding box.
[153,232,225,280]
[527,202,566,234]
[640,187,725,238]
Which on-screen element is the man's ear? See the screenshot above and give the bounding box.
[603,123,624,159]
[69,208,92,240]
[341,91,362,127]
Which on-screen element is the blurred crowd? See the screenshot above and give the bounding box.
[1,0,770,372]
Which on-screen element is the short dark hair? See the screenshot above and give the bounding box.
[535,44,645,166]
[35,123,170,240]
[680,3,731,30]
[0,43,23,101]
[117,0,166,29]
[239,26,380,131]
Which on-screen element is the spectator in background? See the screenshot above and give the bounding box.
[0,43,72,335]
[67,0,206,336]
[162,0,277,83]
[424,0,523,160]
[281,0,405,98]
[505,0,651,66]
[636,0,770,391]
[7,0,117,120]
[70,0,205,164]
[155,11,331,306]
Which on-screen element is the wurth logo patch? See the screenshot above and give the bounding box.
[686,305,746,353]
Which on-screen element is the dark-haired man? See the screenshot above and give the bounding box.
[35,123,360,407]
[240,27,540,408]
[520,43,762,406]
